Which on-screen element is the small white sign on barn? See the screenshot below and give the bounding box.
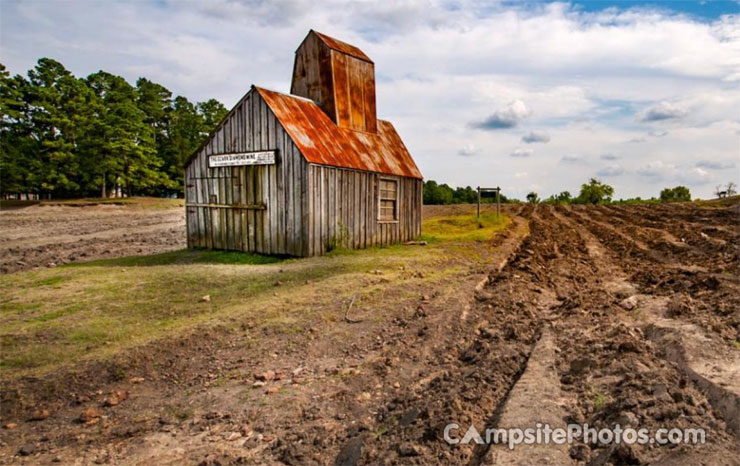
[209,151,276,168]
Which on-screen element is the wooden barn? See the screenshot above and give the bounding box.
[184,30,423,256]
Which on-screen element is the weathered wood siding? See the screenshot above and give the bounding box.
[305,164,422,256]
[290,32,335,121]
[185,89,309,256]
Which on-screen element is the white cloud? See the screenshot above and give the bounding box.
[649,130,668,137]
[597,165,625,177]
[635,160,717,186]
[561,155,583,163]
[696,160,735,170]
[472,99,531,130]
[637,160,674,178]
[521,130,551,144]
[510,148,534,158]
[458,143,479,156]
[640,101,688,122]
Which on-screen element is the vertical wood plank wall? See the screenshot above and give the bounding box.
[290,33,335,121]
[305,164,422,256]
[185,90,309,256]
[185,89,423,257]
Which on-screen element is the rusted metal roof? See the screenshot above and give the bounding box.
[256,86,422,179]
[312,30,373,64]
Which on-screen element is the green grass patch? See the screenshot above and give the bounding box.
[69,249,284,267]
[0,207,515,379]
[325,242,413,258]
[43,196,184,209]
[33,276,68,287]
[0,199,39,209]
[30,307,77,323]
[0,246,428,376]
[422,212,511,241]
[694,195,740,209]
[1,197,184,210]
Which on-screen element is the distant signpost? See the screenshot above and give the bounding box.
[477,186,501,220]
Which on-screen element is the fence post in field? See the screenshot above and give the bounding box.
[477,186,481,219]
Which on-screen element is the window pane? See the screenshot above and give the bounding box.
[380,199,396,220]
[379,180,398,220]
[379,180,398,200]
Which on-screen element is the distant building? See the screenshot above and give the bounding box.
[184,30,422,256]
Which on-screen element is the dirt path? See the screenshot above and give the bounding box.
[1,202,739,465]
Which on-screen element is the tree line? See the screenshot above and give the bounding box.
[423,180,510,205]
[0,59,228,199]
[424,178,619,205]
[531,179,693,205]
[426,178,737,206]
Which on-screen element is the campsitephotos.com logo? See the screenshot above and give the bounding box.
[443,423,706,450]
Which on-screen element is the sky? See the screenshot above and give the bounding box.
[1,0,739,200]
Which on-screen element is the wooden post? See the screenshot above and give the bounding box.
[477,186,481,219]
[496,187,501,220]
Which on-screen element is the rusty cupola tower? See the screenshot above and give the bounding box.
[290,30,377,134]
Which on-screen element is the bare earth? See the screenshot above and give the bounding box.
[1,201,739,465]
[0,203,185,274]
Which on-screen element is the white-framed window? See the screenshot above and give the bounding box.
[379,178,398,222]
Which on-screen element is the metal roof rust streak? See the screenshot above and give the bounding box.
[256,86,422,180]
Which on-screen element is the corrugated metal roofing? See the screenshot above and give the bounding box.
[312,30,373,64]
[256,86,422,180]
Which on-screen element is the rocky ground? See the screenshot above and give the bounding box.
[1,201,738,465]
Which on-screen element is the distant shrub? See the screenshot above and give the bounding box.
[612,197,660,205]
[659,186,691,202]
[542,191,572,205]
[526,192,540,204]
[575,178,614,205]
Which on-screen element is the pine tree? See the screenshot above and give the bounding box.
[0,64,34,196]
[0,59,228,199]
[88,71,168,197]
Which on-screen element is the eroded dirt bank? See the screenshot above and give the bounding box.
[1,202,739,465]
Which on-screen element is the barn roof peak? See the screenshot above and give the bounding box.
[302,29,373,64]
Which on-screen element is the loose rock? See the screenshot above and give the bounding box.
[29,409,50,421]
[80,408,102,424]
[254,370,275,381]
[619,295,638,310]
